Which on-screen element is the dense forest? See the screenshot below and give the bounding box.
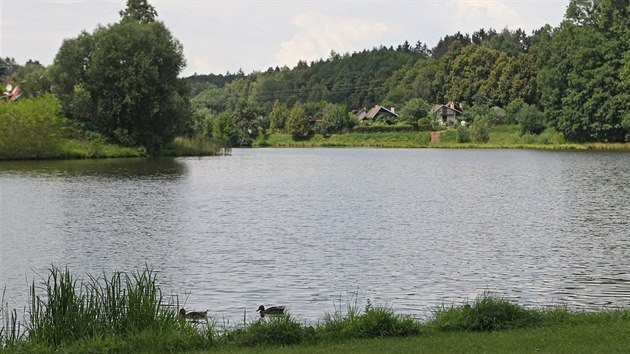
[2,0,629,152]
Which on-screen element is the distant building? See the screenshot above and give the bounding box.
[356,105,399,124]
[430,101,463,125]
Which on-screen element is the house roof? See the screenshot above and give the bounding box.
[430,101,463,114]
[357,105,399,120]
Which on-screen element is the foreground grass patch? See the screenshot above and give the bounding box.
[226,319,630,354]
[3,268,630,353]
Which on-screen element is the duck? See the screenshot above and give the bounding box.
[179,308,208,320]
[256,305,285,317]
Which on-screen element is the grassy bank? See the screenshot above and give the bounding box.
[253,126,630,151]
[2,267,629,353]
[227,318,630,354]
[0,137,222,160]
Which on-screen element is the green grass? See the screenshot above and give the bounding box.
[0,136,224,161]
[254,132,431,148]
[223,319,630,354]
[3,268,630,353]
[254,126,630,150]
[161,137,223,157]
[56,139,148,159]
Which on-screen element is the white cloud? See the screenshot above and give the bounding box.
[274,11,392,68]
[447,0,524,31]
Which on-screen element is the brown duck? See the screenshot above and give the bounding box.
[179,308,208,320]
[256,305,285,317]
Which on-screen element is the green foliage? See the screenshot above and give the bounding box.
[212,111,238,147]
[352,122,415,133]
[161,137,222,156]
[232,315,311,347]
[319,300,420,340]
[1,290,24,348]
[287,103,312,140]
[428,292,540,332]
[268,100,288,132]
[119,0,157,24]
[538,0,629,142]
[317,103,349,135]
[470,117,490,143]
[505,98,526,124]
[623,112,630,142]
[456,125,471,143]
[189,107,215,139]
[417,117,433,131]
[49,1,189,154]
[0,94,67,159]
[399,98,430,124]
[27,266,179,347]
[232,104,263,146]
[516,104,545,135]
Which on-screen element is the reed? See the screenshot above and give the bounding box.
[0,288,24,348]
[3,268,630,353]
[25,266,188,348]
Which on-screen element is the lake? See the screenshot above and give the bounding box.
[1,148,629,323]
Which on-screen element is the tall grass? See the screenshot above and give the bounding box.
[3,268,630,352]
[23,265,213,349]
[162,136,223,156]
[230,314,313,347]
[426,291,572,332]
[1,288,25,348]
[317,292,421,341]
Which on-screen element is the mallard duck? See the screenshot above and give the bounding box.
[256,305,285,317]
[179,308,208,320]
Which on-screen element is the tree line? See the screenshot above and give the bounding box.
[188,0,629,145]
[2,0,629,153]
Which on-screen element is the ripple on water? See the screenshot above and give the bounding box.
[1,149,629,322]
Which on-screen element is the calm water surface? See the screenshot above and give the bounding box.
[1,148,629,322]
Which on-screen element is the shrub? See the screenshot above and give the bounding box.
[287,104,312,140]
[0,94,67,159]
[470,118,490,143]
[428,292,540,332]
[417,117,433,131]
[517,104,545,135]
[232,315,311,347]
[456,125,471,143]
[318,300,420,340]
[352,123,415,133]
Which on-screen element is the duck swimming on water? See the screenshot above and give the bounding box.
[256,305,285,317]
[179,308,208,320]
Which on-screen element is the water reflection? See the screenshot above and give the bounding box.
[0,157,187,179]
[1,149,629,324]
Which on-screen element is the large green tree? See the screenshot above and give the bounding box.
[538,0,629,142]
[50,0,189,153]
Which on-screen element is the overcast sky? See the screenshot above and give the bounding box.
[2,0,570,77]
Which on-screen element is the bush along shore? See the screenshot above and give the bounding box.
[0,96,223,160]
[2,267,630,353]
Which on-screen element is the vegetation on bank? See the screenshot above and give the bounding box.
[2,267,629,353]
[0,0,217,159]
[4,0,629,160]
[0,95,221,160]
[254,125,630,150]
